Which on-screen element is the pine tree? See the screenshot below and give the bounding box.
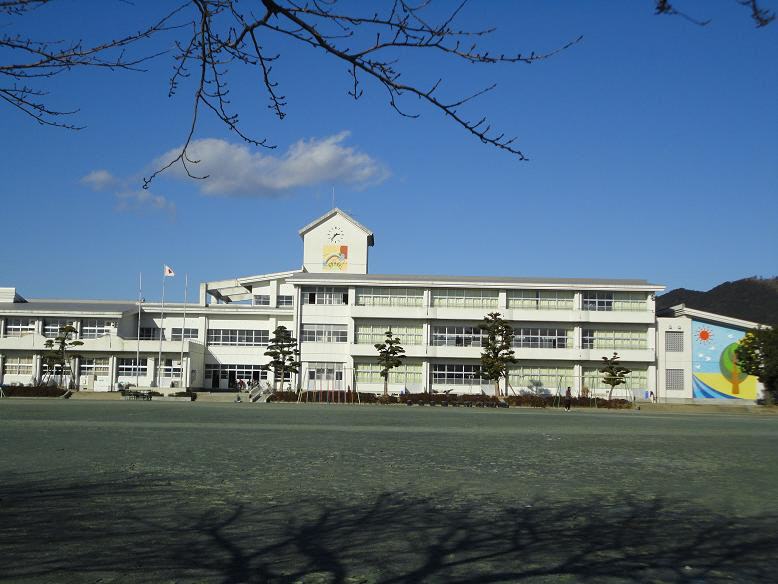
[262,325,300,392]
[42,324,83,389]
[374,330,406,397]
[599,352,631,400]
[736,327,778,403]
[479,312,517,398]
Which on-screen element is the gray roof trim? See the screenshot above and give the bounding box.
[288,272,664,289]
[657,304,767,329]
[0,299,138,316]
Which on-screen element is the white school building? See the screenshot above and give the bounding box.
[0,208,767,402]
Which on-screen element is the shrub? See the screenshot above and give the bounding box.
[0,386,70,398]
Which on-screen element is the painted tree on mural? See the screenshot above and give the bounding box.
[719,342,748,395]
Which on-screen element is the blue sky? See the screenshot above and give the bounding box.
[2,1,776,302]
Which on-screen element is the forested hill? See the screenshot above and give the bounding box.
[657,277,778,326]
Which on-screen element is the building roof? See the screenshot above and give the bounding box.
[0,299,138,316]
[289,272,664,290]
[658,304,766,329]
[298,208,374,246]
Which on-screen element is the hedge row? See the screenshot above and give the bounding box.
[267,391,632,409]
[0,386,71,398]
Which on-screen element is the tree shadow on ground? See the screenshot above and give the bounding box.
[0,475,775,583]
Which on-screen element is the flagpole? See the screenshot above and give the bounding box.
[180,273,188,388]
[136,272,142,389]
[157,265,166,387]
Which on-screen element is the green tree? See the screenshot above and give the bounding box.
[262,325,300,392]
[599,352,631,401]
[374,330,406,397]
[479,312,517,398]
[42,324,83,389]
[735,327,778,403]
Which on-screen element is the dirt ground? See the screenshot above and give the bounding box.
[1,400,776,583]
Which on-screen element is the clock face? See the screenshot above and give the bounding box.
[326,226,344,243]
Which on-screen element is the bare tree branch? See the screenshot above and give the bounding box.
[1,0,772,188]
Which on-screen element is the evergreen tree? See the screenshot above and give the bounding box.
[374,330,406,397]
[599,352,631,401]
[479,312,517,398]
[262,325,300,392]
[42,324,83,389]
[735,327,778,403]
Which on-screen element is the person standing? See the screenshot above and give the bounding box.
[563,386,572,412]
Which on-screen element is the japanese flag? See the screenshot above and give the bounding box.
[163,265,175,277]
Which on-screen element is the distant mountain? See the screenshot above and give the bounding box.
[657,277,778,326]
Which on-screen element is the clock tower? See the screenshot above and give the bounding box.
[299,208,374,274]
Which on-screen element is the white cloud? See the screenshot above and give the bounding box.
[157,131,390,196]
[80,169,119,191]
[115,190,176,217]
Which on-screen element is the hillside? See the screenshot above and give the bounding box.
[657,277,778,325]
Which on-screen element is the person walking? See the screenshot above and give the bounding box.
[563,386,572,412]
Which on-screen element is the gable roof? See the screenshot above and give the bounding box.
[658,304,767,329]
[298,208,374,246]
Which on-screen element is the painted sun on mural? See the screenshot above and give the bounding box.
[692,321,757,399]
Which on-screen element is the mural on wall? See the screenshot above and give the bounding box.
[692,320,757,399]
[322,245,348,272]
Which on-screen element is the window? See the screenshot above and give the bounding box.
[354,361,423,383]
[207,329,269,346]
[81,319,113,339]
[509,366,574,392]
[277,295,294,307]
[139,327,163,340]
[355,287,424,307]
[253,295,270,306]
[160,359,182,378]
[80,357,110,376]
[583,367,648,392]
[666,369,684,391]
[512,327,571,349]
[582,292,613,311]
[582,329,647,350]
[582,291,646,311]
[302,286,348,305]
[3,354,33,375]
[431,363,489,385]
[5,318,35,337]
[117,358,147,376]
[354,323,423,345]
[43,319,75,338]
[205,363,266,381]
[507,290,574,310]
[42,362,72,376]
[430,325,486,347]
[304,362,343,389]
[430,288,498,308]
[665,331,683,352]
[301,324,348,343]
[172,328,198,341]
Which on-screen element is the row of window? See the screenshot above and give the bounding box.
[310,324,649,350]
[207,329,269,346]
[2,318,115,338]
[253,295,294,307]
[300,287,649,311]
